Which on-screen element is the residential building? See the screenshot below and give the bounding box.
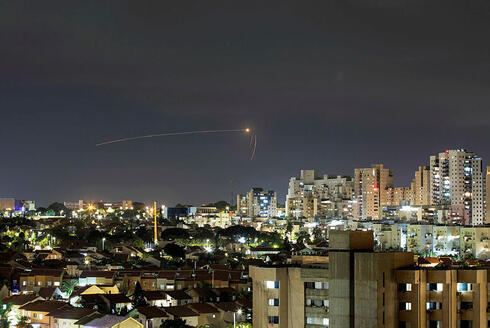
[0,198,35,211]
[286,170,353,219]
[353,164,394,220]
[82,315,143,328]
[396,265,488,327]
[384,187,412,206]
[134,306,168,328]
[19,300,69,327]
[49,308,99,328]
[64,200,134,211]
[486,166,490,224]
[411,166,430,206]
[329,230,413,328]
[237,188,278,218]
[429,149,484,225]
[286,196,318,220]
[20,269,64,291]
[250,257,329,327]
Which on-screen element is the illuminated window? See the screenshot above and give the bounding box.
[268,298,279,306]
[400,302,411,310]
[266,281,279,289]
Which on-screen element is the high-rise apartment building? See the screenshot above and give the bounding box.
[236,188,277,218]
[429,149,484,225]
[410,166,430,206]
[384,187,412,206]
[486,166,490,224]
[286,170,353,219]
[0,198,35,211]
[286,196,318,220]
[353,164,394,220]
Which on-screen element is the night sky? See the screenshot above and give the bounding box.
[1,1,490,206]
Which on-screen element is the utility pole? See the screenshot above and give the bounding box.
[154,201,158,246]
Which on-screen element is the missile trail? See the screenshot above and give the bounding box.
[250,134,257,161]
[96,128,250,147]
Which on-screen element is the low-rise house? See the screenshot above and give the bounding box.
[79,271,116,287]
[20,269,64,291]
[116,271,142,293]
[249,246,281,259]
[2,294,44,325]
[34,249,64,261]
[111,245,144,258]
[80,294,132,315]
[49,307,99,328]
[212,301,244,326]
[186,288,218,303]
[156,271,175,291]
[188,303,221,327]
[163,305,199,327]
[142,291,167,307]
[103,294,133,314]
[82,315,143,328]
[73,313,104,328]
[134,306,168,328]
[163,290,191,306]
[36,286,64,300]
[140,274,157,291]
[60,240,97,253]
[19,300,70,328]
[70,285,118,306]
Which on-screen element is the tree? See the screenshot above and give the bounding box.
[192,228,215,243]
[295,230,310,245]
[17,316,32,328]
[61,279,78,297]
[133,202,146,211]
[163,243,185,259]
[132,282,147,308]
[226,323,252,328]
[160,318,192,328]
[161,228,189,241]
[47,202,70,216]
[0,302,12,328]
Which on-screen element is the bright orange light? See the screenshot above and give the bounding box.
[245,128,251,133]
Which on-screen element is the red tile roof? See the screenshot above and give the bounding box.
[165,290,191,300]
[189,303,219,314]
[142,291,166,301]
[163,305,198,318]
[137,306,168,319]
[49,308,98,319]
[2,294,41,306]
[80,271,115,278]
[19,300,69,312]
[212,301,241,312]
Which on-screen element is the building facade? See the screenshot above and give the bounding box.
[353,164,394,220]
[237,188,277,218]
[286,170,353,220]
[429,149,484,225]
[411,166,431,206]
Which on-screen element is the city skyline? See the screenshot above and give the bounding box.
[2,1,490,207]
[1,146,488,207]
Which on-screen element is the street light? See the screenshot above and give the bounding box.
[233,309,242,328]
[102,237,106,251]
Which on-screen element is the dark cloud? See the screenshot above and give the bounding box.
[1,0,490,205]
